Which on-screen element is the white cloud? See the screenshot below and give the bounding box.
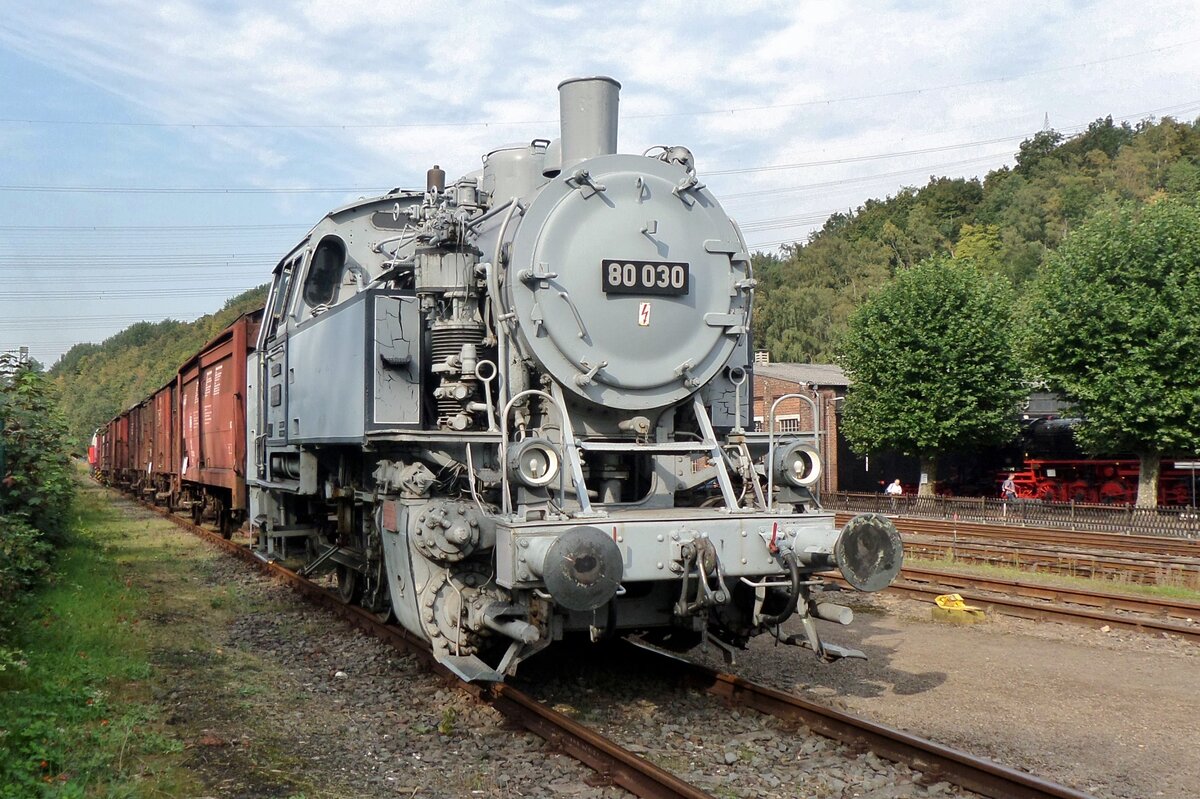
[2,0,1200,362]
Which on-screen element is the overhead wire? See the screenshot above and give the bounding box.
[4,96,1196,196]
[0,37,1195,130]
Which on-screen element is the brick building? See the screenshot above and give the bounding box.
[751,361,848,493]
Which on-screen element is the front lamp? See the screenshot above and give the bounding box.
[508,438,561,488]
[774,442,822,488]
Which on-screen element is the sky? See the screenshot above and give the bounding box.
[2,1,1198,368]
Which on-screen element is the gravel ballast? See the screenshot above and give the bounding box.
[114,490,1196,798]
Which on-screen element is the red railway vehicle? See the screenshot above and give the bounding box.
[111,412,131,489]
[1000,457,1195,506]
[145,379,177,504]
[94,426,111,480]
[178,310,263,535]
[130,396,154,498]
[88,429,100,473]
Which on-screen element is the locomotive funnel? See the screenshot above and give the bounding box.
[540,526,624,611]
[558,76,620,170]
[834,513,903,592]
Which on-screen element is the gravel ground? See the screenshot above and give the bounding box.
[686,588,1200,799]
[516,648,977,799]
[120,498,620,799]
[119,491,1199,798]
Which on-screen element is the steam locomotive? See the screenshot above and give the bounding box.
[98,77,903,681]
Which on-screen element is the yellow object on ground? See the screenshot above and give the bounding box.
[931,593,986,624]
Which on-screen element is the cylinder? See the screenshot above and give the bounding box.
[814,603,854,626]
[427,164,446,193]
[558,76,620,169]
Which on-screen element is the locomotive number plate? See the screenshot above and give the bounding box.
[601,259,690,296]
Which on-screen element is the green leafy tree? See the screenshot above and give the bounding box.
[50,284,268,450]
[839,258,1025,495]
[952,223,1003,271]
[1022,196,1200,506]
[753,116,1200,362]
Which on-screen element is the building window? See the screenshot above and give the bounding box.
[754,415,802,433]
[776,415,802,433]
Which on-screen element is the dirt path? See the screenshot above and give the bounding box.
[711,592,1200,799]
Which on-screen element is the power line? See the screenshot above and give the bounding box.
[719,152,1014,202]
[4,287,258,299]
[0,185,389,195]
[0,223,304,231]
[0,38,1195,130]
[5,96,1196,195]
[707,99,1200,178]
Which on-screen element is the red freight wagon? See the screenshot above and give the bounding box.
[91,427,107,477]
[131,398,154,497]
[148,380,176,504]
[96,424,112,480]
[178,310,263,535]
[112,413,131,488]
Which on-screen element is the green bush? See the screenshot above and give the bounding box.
[1,369,74,543]
[1,368,73,620]
[0,516,52,608]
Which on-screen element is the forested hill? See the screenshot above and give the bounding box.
[50,285,269,449]
[752,116,1200,362]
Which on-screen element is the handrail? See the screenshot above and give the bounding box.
[499,388,591,518]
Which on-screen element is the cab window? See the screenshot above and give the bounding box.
[265,256,299,339]
[303,236,347,308]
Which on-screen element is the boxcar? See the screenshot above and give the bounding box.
[147,379,176,504]
[179,310,263,535]
[112,413,131,489]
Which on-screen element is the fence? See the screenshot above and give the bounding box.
[823,491,1200,538]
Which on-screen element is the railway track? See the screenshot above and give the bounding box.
[903,537,1200,587]
[117,490,1095,799]
[834,512,1200,558]
[868,566,1200,643]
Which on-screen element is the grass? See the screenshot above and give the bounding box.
[0,483,197,798]
[907,553,1200,604]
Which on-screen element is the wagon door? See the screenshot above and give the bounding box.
[180,370,201,482]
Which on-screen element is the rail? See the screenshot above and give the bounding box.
[130,489,710,799]
[622,640,1094,799]
[826,491,1200,538]
[110,484,1094,799]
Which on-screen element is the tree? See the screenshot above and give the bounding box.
[49,283,268,450]
[952,223,1003,271]
[1022,196,1200,507]
[839,258,1025,495]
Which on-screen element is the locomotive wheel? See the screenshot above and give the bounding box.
[361,565,392,622]
[335,565,363,605]
[219,510,234,540]
[190,502,202,525]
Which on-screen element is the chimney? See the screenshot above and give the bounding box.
[557,76,620,171]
